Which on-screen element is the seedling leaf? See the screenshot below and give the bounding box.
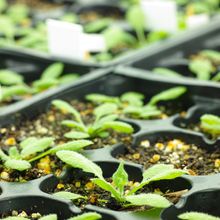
[41,63,64,79]
[68,212,102,220]
[178,212,220,220]
[53,191,85,201]
[5,159,31,171]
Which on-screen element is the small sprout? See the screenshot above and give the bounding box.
[153,68,182,78]
[200,114,220,136]
[52,100,134,140]
[178,211,220,220]
[56,151,187,208]
[86,87,187,119]
[0,70,24,85]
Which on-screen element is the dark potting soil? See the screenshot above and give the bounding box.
[50,174,187,211]
[116,138,220,175]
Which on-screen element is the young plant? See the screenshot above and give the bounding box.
[200,114,220,136]
[153,68,183,78]
[56,151,187,209]
[32,63,79,92]
[1,212,101,220]
[52,100,134,140]
[86,87,187,119]
[0,137,92,171]
[178,211,220,220]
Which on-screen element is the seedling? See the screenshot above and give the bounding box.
[86,87,187,119]
[32,63,79,92]
[153,68,183,78]
[0,137,92,171]
[200,114,220,137]
[52,100,134,139]
[178,211,220,220]
[55,151,187,209]
[1,212,101,220]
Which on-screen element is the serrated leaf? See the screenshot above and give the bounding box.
[148,87,187,106]
[20,137,54,158]
[39,215,57,220]
[178,212,220,220]
[94,103,118,120]
[64,131,90,139]
[86,94,119,104]
[92,178,122,201]
[121,92,144,106]
[112,162,128,195]
[102,121,134,134]
[52,100,82,123]
[68,212,102,220]
[153,68,182,78]
[189,59,213,80]
[0,70,24,85]
[126,193,171,208]
[5,159,31,171]
[200,114,220,135]
[56,151,103,179]
[51,140,93,153]
[53,191,85,201]
[41,63,64,80]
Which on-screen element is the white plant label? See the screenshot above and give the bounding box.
[187,14,210,28]
[141,0,178,33]
[47,19,106,61]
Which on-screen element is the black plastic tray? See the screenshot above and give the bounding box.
[0,48,100,117]
[125,16,220,87]
[1,67,220,219]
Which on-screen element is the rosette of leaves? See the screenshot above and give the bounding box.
[200,114,220,137]
[0,137,92,171]
[86,87,187,119]
[55,151,187,209]
[32,63,79,92]
[1,212,101,220]
[178,211,220,220]
[52,100,134,140]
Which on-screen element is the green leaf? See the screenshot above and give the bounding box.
[64,131,90,139]
[59,74,79,85]
[53,191,85,200]
[86,94,119,104]
[20,137,54,158]
[39,215,57,220]
[148,87,187,106]
[41,63,64,80]
[0,0,7,12]
[20,137,38,149]
[7,4,29,23]
[56,151,103,179]
[68,212,102,220]
[102,121,134,134]
[178,212,220,220]
[94,103,118,120]
[153,68,182,78]
[112,162,128,195]
[5,159,31,171]
[121,92,144,106]
[126,5,146,43]
[200,50,220,63]
[1,217,29,220]
[126,193,171,208]
[200,114,220,135]
[0,70,24,85]
[61,120,85,131]
[52,100,82,123]
[84,18,111,33]
[0,149,9,161]
[141,106,162,119]
[1,85,31,101]
[92,178,122,201]
[95,114,118,127]
[61,13,78,23]
[189,59,213,80]
[51,140,93,153]
[8,147,20,159]
[212,72,220,81]
[32,78,59,91]
[103,27,137,50]
[0,15,16,39]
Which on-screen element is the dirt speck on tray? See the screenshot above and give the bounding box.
[116,138,220,175]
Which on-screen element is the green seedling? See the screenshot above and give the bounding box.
[153,68,183,78]
[86,87,187,119]
[52,100,134,140]
[178,211,220,220]
[200,114,220,136]
[56,151,187,209]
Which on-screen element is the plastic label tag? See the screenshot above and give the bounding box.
[141,0,177,33]
[187,14,210,28]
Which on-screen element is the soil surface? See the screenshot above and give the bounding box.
[116,138,220,175]
[49,173,188,211]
